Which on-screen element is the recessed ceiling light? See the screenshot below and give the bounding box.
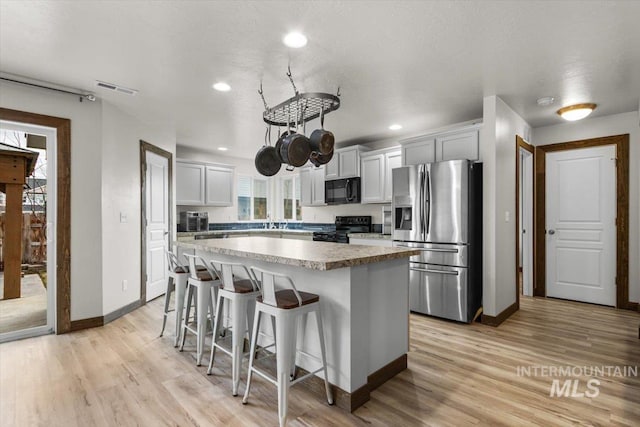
[536,96,555,107]
[557,103,596,121]
[212,82,231,92]
[389,124,402,130]
[218,147,228,151]
[283,32,307,48]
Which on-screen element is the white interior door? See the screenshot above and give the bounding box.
[145,151,169,302]
[546,145,616,306]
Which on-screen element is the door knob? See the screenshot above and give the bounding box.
[548,229,555,235]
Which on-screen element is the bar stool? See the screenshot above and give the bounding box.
[160,250,188,345]
[206,260,261,396]
[160,250,209,346]
[243,267,333,427]
[180,253,219,365]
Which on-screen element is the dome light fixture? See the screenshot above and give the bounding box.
[556,103,596,121]
[212,82,231,92]
[283,32,308,48]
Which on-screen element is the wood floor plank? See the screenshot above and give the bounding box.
[1,295,638,426]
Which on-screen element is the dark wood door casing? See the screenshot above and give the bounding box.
[533,134,632,310]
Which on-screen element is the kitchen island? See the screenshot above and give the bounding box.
[176,236,419,411]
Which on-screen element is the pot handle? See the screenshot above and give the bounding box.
[285,165,295,172]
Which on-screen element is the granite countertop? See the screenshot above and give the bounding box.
[177,229,314,238]
[177,236,419,271]
[348,233,393,240]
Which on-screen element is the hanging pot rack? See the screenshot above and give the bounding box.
[259,66,340,128]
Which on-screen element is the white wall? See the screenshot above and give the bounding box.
[533,111,640,303]
[480,96,533,316]
[0,81,104,321]
[101,102,176,314]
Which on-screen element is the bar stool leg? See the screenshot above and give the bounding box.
[174,275,187,347]
[315,309,333,405]
[275,313,295,427]
[180,286,194,351]
[242,307,261,405]
[207,291,224,375]
[160,277,174,337]
[196,282,211,365]
[231,296,248,396]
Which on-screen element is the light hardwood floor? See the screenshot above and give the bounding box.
[1,296,638,426]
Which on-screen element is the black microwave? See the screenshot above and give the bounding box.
[325,177,361,205]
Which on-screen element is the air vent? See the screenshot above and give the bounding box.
[95,80,138,96]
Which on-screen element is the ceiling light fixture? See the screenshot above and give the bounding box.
[556,103,596,121]
[218,147,228,151]
[536,96,555,107]
[389,124,402,130]
[283,32,308,48]
[212,82,231,92]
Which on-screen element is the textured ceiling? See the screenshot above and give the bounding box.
[1,1,639,158]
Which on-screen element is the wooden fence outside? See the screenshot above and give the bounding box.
[0,212,47,269]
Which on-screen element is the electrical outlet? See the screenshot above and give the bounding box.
[120,212,128,223]
[122,279,128,291]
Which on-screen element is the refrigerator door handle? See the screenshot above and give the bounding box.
[419,166,425,239]
[397,246,458,253]
[409,266,459,276]
[425,169,431,235]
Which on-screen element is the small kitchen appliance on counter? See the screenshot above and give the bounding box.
[179,211,209,232]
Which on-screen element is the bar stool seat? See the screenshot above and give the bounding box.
[206,261,261,396]
[180,254,220,366]
[243,267,333,427]
[258,289,319,309]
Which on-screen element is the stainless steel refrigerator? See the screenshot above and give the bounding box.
[392,160,482,323]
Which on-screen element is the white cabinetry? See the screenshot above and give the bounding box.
[204,165,234,206]
[300,165,326,206]
[176,160,234,206]
[435,130,479,161]
[176,162,205,205]
[401,138,435,166]
[324,145,369,180]
[400,124,481,165]
[360,147,402,204]
[384,150,402,202]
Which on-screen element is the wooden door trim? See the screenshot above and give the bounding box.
[140,140,173,305]
[515,136,535,310]
[0,107,72,333]
[534,134,631,309]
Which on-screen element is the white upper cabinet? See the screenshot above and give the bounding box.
[311,166,326,205]
[300,165,326,206]
[205,165,234,206]
[176,160,234,206]
[400,124,481,165]
[361,154,384,203]
[360,147,402,204]
[383,150,402,202]
[176,162,205,205]
[435,130,479,161]
[325,156,339,180]
[324,145,369,180]
[401,138,436,166]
